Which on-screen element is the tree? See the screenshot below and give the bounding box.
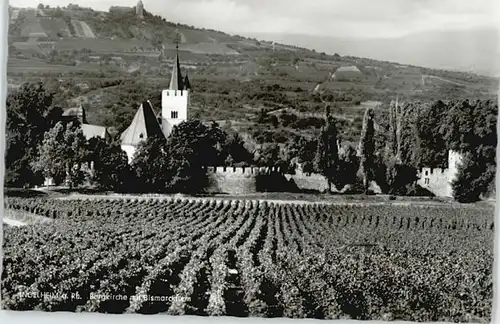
[53,7,63,17]
[452,152,495,203]
[86,138,130,191]
[279,111,298,127]
[358,108,376,194]
[388,98,403,161]
[313,112,338,192]
[170,120,227,164]
[439,100,475,152]
[31,122,88,188]
[270,115,279,127]
[441,99,497,202]
[131,120,229,194]
[335,145,359,190]
[131,135,171,193]
[256,144,283,168]
[6,82,59,187]
[416,100,448,168]
[223,133,253,166]
[257,108,268,123]
[167,120,229,192]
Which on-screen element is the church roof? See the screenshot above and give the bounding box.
[169,51,184,90]
[120,100,164,146]
[81,124,109,140]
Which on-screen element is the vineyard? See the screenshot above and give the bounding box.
[2,197,494,322]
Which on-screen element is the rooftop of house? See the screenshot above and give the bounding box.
[81,124,109,140]
[335,66,362,73]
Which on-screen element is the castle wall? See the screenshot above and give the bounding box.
[417,167,453,197]
[285,171,329,193]
[417,150,463,198]
[206,166,329,194]
[207,167,257,194]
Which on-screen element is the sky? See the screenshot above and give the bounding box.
[8,0,500,38]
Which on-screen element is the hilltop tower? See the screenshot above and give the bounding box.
[160,44,191,138]
[136,0,144,19]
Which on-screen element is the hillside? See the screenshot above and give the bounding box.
[244,28,500,78]
[7,4,499,147]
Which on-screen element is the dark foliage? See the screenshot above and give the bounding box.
[314,114,339,191]
[131,120,229,193]
[6,82,61,187]
[86,137,131,191]
[358,108,376,194]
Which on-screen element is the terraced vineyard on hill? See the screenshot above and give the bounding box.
[1,197,493,321]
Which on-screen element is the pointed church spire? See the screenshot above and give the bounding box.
[183,71,191,91]
[169,39,184,90]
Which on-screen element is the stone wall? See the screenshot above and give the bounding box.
[206,166,264,194]
[206,166,328,194]
[285,170,329,193]
[417,150,463,198]
[417,167,453,197]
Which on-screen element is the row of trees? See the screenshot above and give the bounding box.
[6,83,60,187]
[296,97,497,201]
[5,83,254,192]
[6,82,496,201]
[380,99,497,202]
[20,120,256,193]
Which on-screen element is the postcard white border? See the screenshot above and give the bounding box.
[0,1,499,324]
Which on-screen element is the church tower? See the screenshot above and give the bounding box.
[161,44,191,138]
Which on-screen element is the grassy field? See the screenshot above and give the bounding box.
[163,42,240,55]
[53,38,155,52]
[38,17,71,38]
[7,58,104,73]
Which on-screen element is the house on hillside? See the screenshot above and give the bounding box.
[120,45,192,163]
[417,150,463,197]
[332,66,364,81]
[81,124,111,141]
[61,105,111,141]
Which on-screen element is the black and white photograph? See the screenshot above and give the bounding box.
[1,0,498,322]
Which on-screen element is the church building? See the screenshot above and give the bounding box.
[120,47,192,163]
